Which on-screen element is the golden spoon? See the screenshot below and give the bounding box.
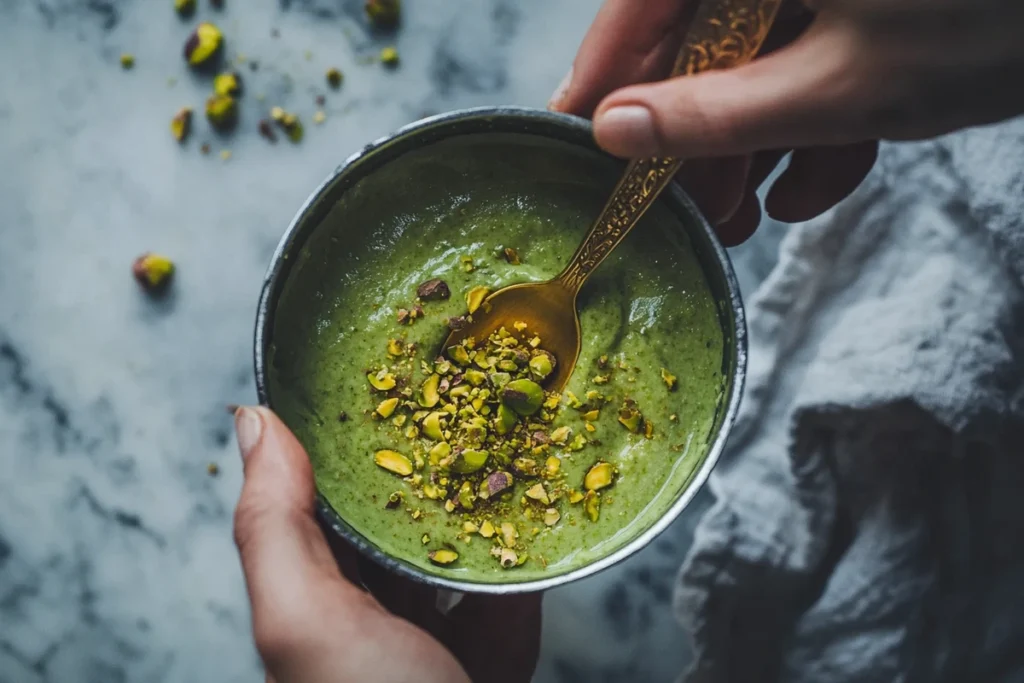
[443,0,783,391]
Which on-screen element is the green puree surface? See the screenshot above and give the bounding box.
[269,135,727,583]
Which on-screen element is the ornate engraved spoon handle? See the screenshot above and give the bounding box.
[557,0,783,294]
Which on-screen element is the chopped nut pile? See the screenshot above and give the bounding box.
[356,275,673,570]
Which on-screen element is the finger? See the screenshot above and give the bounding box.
[593,18,867,158]
[447,594,544,683]
[549,0,692,116]
[765,140,878,222]
[716,190,764,247]
[676,155,751,225]
[233,407,365,635]
[704,149,787,245]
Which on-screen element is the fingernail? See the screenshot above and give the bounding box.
[547,66,573,111]
[235,407,264,461]
[596,105,659,156]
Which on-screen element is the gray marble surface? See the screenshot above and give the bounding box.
[0,1,784,681]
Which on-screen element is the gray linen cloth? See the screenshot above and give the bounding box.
[676,117,1024,683]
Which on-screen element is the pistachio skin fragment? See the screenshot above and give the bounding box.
[183,22,224,68]
[416,278,450,301]
[484,471,513,497]
[503,247,521,264]
[374,449,413,476]
[428,549,459,565]
[132,253,175,292]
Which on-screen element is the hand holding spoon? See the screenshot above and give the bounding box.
[442,0,783,391]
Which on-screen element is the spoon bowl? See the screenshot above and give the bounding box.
[444,279,580,392]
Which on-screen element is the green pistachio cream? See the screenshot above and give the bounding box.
[268,133,728,583]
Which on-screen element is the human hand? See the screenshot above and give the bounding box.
[550,0,1024,244]
[231,406,542,683]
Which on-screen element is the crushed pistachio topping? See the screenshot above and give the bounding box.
[120,54,135,69]
[660,367,677,390]
[366,318,585,569]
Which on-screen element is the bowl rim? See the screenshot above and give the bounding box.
[254,105,747,594]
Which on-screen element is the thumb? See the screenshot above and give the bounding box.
[232,407,350,632]
[593,18,866,159]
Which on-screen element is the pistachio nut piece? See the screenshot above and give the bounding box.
[418,373,441,408]
[132,253,175,292]
[428,548,459,565]
[457,480,476,509]
[213,71,243,97]
[205,94,237,130]
[479,520,496,538]
[183,22,223,68]
[499,548,518,568]
[549,425,572,445]
[525,483,550,505]
[495,403,518,435]
[528,350,556,381]
[367,370,396,391]
[374,449,413,476]
[170,107,193,143]
[584,461,615,491]
[447,344,471,366]
[617,404,642,433]
[451,448,488,474]
[465,286,490,314]
[661,367,678,390]
[500,379,544,416]
[543,508,561,526]
[375,397,399,418]
[421,412,445,441]
[428,441,451,464]
[583,490,600,522]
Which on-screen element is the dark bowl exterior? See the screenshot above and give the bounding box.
[254,106,747,594]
